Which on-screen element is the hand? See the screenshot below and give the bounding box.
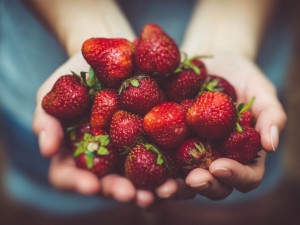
[32,53,195,207]
[185,52,287,200]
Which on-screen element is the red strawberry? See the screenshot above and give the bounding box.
[180,99,194,110]
[143,102,188,148]
[163,58,207,102]
[187,91,237,140]
[175,138,213,174]
[219,126,261,164]
[124,143,167,189]
[90,89,119,129]
[42,74,90,118]
[109,110,144,153]
[119,75,160,115]
[73,129,117,177]
[200,75,237,102]
[238,110,255,128]
[82,38,135,88]
[135,24,180,76]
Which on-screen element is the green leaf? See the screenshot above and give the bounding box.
[237,103,245,114]
[190,64,200,75]
[83,133,91,141]
[236,122,243,133]
[97,146,109,155]
[174,67,183,73]
[130,79,140,87]
[240,97,255,114]
[87,67,96,87]
[156,153,164,165]
[206,79,219,91]
[73,145,85,157]
[97,135,110,146]
[85,155,94,169]
[194,143,205,154]
[145,144,159,154]
[84,150,95,158]
[188,149,201,159]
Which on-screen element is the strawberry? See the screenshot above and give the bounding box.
[143,102,188,148]
[82,38,135,88]
[42,74,90,118]
[175,138,213,174]
[135,24,180,76]
[73,128,117,177]
[200,75,237,102]
[119,75,160,115]
[90,89,119,129]
[109,110,144,153]
[180,99,194,110]
[124,143,167,189]
[187,91,237,140]
[163,58,207,102]
[238,110,255,128]
[219,126,261,164]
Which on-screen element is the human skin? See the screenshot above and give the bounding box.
[31,0,286,205]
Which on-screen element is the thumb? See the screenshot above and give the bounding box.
[250,82,287,152]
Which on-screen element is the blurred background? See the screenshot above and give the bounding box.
[1,0,300,224]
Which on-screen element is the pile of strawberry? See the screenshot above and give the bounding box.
[42,24,261,190]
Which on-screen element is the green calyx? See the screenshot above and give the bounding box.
[73,133,110,169]
[198,76,223,97]
[71,68,102,99]
[236,97,255,133]
[188,142,205,159]
[174,53,213,75]
[118,75,149,94]
[145,143,164,165]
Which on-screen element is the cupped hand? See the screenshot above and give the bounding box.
[185,52,287,200]
[32,53,195,207]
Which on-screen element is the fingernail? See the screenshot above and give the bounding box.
[211,168,232,178]
[270,125,279,152]
[190,182,210,190]
[38,130,46,153]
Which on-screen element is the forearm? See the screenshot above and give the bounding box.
[26,0,135,57]
[181,0,275,60]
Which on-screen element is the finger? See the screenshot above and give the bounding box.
[246,76,287,152]
[100,174,136,202]
[185,168,233,200]
[155,179,178,199]
[32,107,63,157]
[136,190,155,208]
[210,151,266,193]
[49,152,101,195]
